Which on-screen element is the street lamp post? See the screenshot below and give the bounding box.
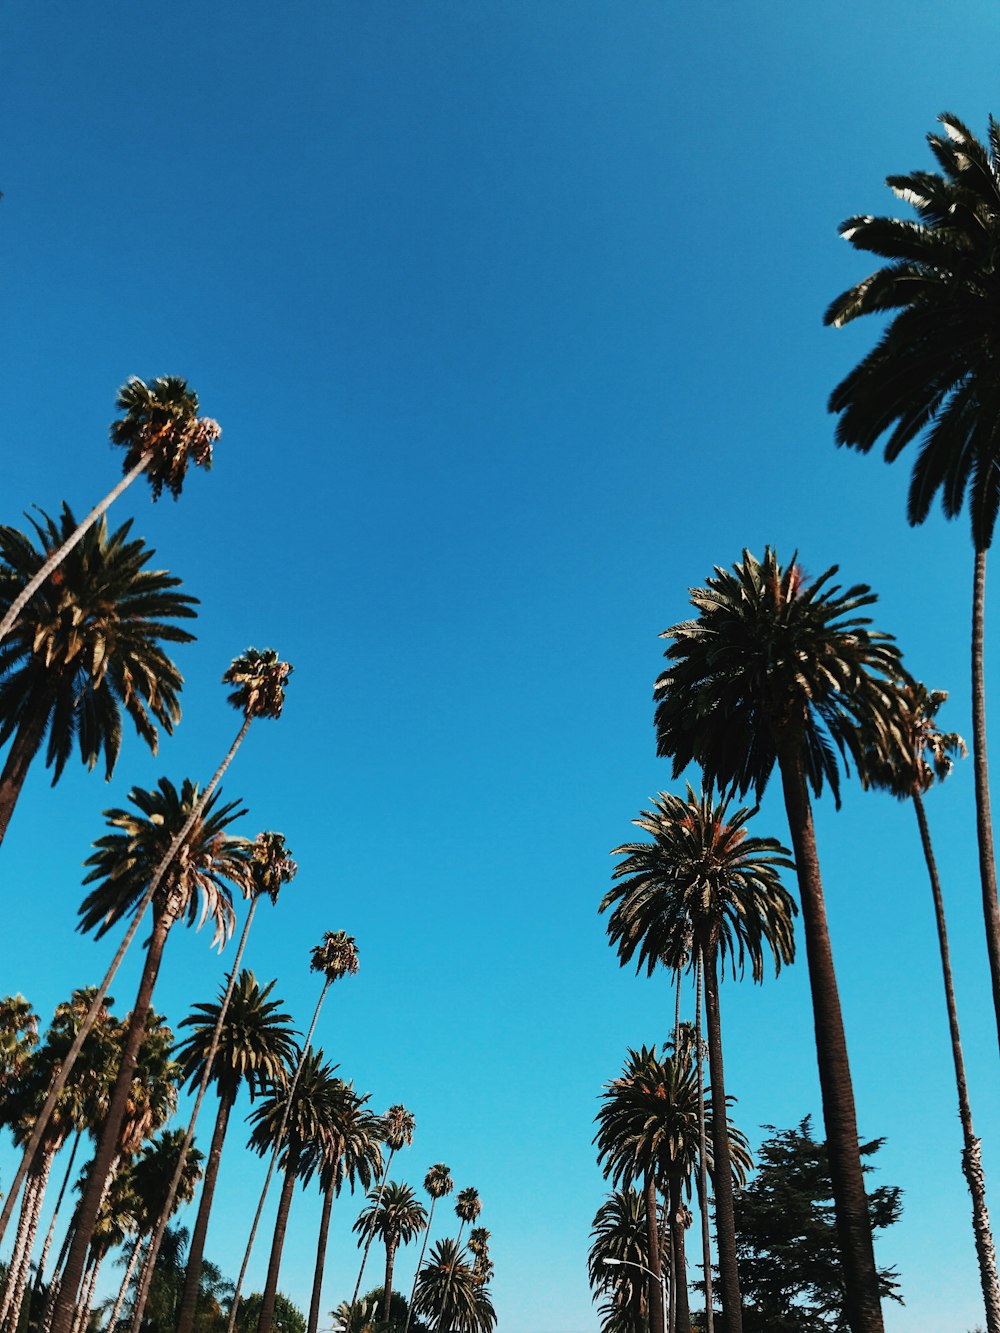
[603,1257,668,1333]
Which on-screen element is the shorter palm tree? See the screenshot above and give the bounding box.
[404,1165,454,1333]
[589,1189,666,1333]
[352,1182,426,1326]
[412,1239,495,1333]
[349,1104,414,1317]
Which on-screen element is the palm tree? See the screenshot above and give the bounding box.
[0,995,38,1089]
[404,1165,454,1333]
[411,1239,495,1333]
[228,932,361,1333]
[49,779,251,1333]
[130,833,298,1333]
[305,1086,383,1333]
[452,1189,481,1251]
[248,1048,343,1333]
[595,1046,697,1333]
[466,1230,492,1288]
[860,681,1000,1329]
[105,1129,205,1332]
[0,647,292,1251]
[0,505,197,845]
[654,547,902,1333]
[824,114,1000,1061]
[589,1188,666,1333]
[349,1104,415,1319]
[352,1183,427,1326]
[0,375,218,648]
[173,971,299,1333]
[602,787,797,1333]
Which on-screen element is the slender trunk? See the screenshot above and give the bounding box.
[0,705,51,849]
[913,791,1000,1332]
[694,952,715,1333]
[106,1237,143,1333]
[130,899,260,1333]
[70,1257,98,1333]
[50,907,177,1333]
[644,1172,665,1333]
[176,1093,235,1333]
[381,1239,397,1327]
[972,548,1000,1055]
[0,456,151,648]
[0,713,252,1251]
[6,1156,52,1332]
[673,968,683,1052]
[670,1177,690,1333]
[40,1205,77,1333]
[226,978,331,1333]
[34,1133,81,1294]
[307,1175,336,1333]
[2,1174,41,1328]
[702,949,742,1333]
[776,740,883,1333]
[256,1152,299,1333]
[403,1198,438,1333]
[348,1148,395,1319]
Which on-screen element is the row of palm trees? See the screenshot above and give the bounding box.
[593,109,1000,1333]
[0,375,496,1330]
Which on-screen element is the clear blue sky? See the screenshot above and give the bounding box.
[3,2,1000,1329]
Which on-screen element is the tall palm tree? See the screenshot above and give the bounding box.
[247,1048,343,1333]
[411,1239,496,1333]
[824,114,1000,1060]
[452,1189,481,1252]
[861,681,1000,1329]
[0,375,218,648]
[304,1086,382,1333]
[130,833,298,1333]
[0,647,292,1251]
[602,787,797,1333]
[588,1188,666,1333]
[173,971,299,1333]
[0,995,38,1090]
[0,506,197,845]
[466,1229,491,1288]
[349,1104,415,1319]
[352,1183,427,1326]
[49,779,251,1333]
[227,932,361,1333]
[404,1165,454,1333]
[654,547,902,1333]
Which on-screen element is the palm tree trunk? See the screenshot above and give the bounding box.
[2,1173,41,1328]
[129,898,260,1333]
[5,1155,53,1333]
[776,739,883,1333]
[50,906,177,1333]
[972,547,1000,1056]
[33,1132,81,1295]
[176,1092,235,1333]
[256,1152,299,1333]
[307,1175,336,1333]
[0,705,51,849]
[348,1148,395,1320]
[0,456,151,648]
[403,1198,437,1333]
[694,951,715,1333]
[913,790,1000,1332]
[226,978,332,1333]
[106,1237,143,1333]
[643,1172,665,1333]
[381,1239,397,1326]
[669,1176,690,1333]
[702,948,742,1333]
[0,713,253,1250]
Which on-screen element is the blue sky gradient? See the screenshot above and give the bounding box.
[4,3,1000,1329]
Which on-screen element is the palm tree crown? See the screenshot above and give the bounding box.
[412,1238,496,1332]
[78,777,252,947]
[110,375,220,502]
[249,832,298,903]
[224,648,293,721]
[382,1105,415,1154]
[352,1180,427,1250]
[824,113,1000,549]
[310,931,360,986]
[174,971,299,1102]
[455,1187,482,1227]
[603,787,797,981]
[654,547,904,806]
[425,1163,454,1200]
[0,506,197,779]
[862,680,966,800]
